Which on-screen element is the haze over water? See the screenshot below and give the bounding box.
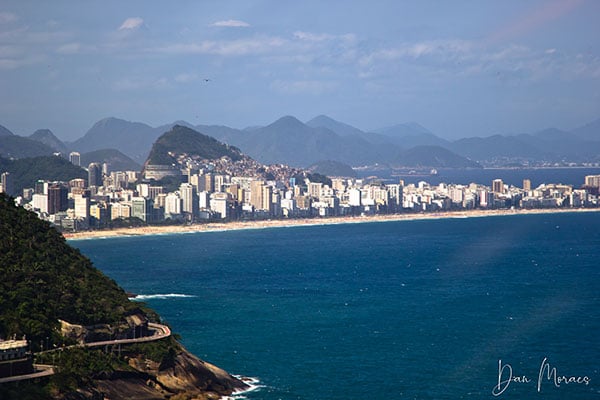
[73,211,600,399]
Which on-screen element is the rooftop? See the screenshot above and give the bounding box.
[0,340,28,351]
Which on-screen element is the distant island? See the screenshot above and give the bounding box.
[0,194,247,399]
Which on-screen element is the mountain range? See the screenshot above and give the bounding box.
[1,115,599,170]
[0,125,140,170]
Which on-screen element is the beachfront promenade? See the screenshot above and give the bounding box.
[0,322,171,384]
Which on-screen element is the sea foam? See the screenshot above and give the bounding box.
[223,376,264,399]
[132,293,196,300]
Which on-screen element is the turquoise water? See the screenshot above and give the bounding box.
[72,212,600,399]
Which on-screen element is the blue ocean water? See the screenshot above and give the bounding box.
[72,212,600,399]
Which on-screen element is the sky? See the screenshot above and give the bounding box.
[1,0,599,141]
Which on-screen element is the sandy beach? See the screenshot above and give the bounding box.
[62,207,600,240]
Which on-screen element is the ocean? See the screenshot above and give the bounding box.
[357,167,600,188]
[72,212,600,399]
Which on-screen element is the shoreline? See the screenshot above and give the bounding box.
[63,208,600,241]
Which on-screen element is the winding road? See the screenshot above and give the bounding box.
[0,322,171,384]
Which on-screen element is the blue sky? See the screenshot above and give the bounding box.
[1,0,599,141]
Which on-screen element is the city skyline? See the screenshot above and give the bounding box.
[1,1,599,141]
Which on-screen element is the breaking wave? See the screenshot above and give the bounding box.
[131,293,196,301]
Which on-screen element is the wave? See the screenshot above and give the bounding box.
[223,376,264,399]
[131,293,196,301]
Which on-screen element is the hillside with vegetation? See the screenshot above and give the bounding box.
[0,156,87,196]
[0,135,56,159]
[307,160,357,178]
[0,194,246,399]
[145,124,243,166]
[0,194,140,344]
[81,149,141,171]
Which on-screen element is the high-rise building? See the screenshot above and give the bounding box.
[492,179,504,194]
[111,202,131,220]
[34,180,48,195]
[308,182,323,199]
[214,174,225,193]
[88,163,102,187]
[179,183,199,217]
[69,152,81,166]
[523,179,531,191]
[22,188,34,201]
[0,172,13,196]
[73,191,91,220]
[90,203,110,227]
[203,173,215,193]
[165,193,182,217]
[131,197,151,222]
[348,188,361,206]
[69,178,86,190]
[32,193,48,213]
[250,180,265,210]
[584,175,600,188]
[210,192,230,219]
[47,184,68,214]
[261,185,273,213]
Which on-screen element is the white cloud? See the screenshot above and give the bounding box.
[545,48,557,54]
[0,12,17,24]
[119,17,144,31]
[211,19,250,28]
[293,31,334,42]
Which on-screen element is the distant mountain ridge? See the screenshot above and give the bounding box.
[70,117,160,164]
[0,124,14,137]
[4,114,600,168]
[29,129,70,154]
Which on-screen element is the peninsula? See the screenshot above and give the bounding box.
[0,193,248,399]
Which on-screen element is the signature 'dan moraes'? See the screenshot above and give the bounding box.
[492,358,591,396]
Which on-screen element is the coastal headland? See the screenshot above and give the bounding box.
[63,208,600,240]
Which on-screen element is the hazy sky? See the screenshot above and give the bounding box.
[1,1,599,141]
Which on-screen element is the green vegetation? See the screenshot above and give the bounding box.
[0,193,186,398]
[35,347,125,393]
[0,194,138,349]
[303,172,332,187]
[0,193,235,399]
[145,175,184,193]
[0,136,55,159]
[126,335,180,366]
[146,124,242,166]
[0,155,87,196]
[308,160,357,178]
[81,148,141,171]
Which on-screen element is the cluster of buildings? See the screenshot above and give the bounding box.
[0,337,32,379]
[2,152,600,232]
